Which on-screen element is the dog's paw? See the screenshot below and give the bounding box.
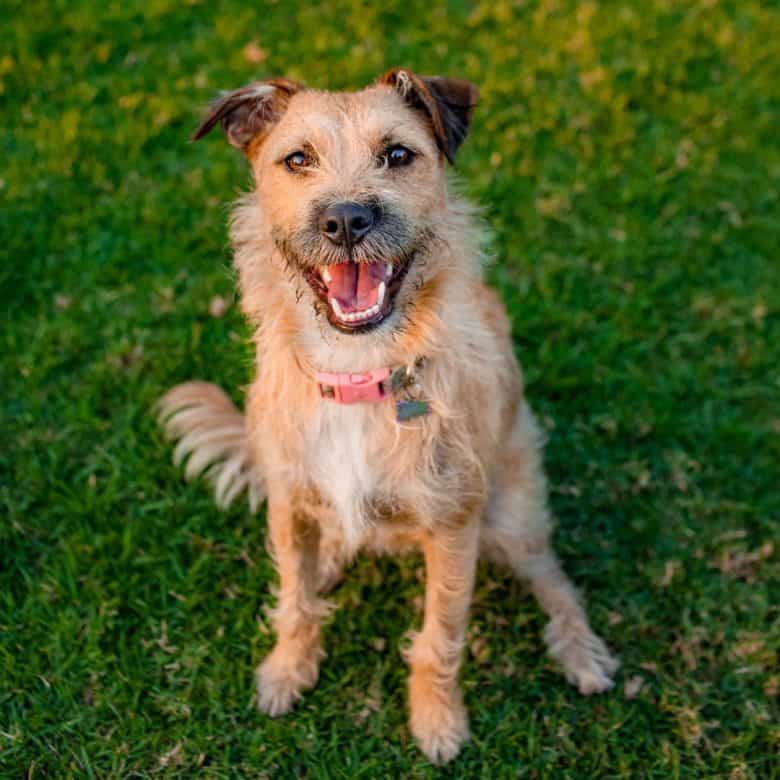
[410,698,469,765]
[409,678,469,764]
[255,647,320,717]
[256,666,300,717]
[545,616,619,695]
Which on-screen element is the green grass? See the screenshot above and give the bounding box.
[2,0,779,776]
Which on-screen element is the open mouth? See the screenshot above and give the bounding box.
[303,254,414,333]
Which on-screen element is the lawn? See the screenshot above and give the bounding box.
[1,0,779,777]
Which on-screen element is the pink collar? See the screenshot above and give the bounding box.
[315,367,391,404]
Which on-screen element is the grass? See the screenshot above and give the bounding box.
[1,0,779,776]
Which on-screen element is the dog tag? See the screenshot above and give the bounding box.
[396,399,431,422]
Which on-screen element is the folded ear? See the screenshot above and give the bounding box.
[378,68,479,164]
[192,78,302,152]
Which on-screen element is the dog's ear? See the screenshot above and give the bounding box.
[378,68,479,164]
[192,78,302,151]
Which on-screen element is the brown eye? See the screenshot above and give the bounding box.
[384,144,414,168]
[284,151,312,172]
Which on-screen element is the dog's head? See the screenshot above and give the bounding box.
[194,69,478,336]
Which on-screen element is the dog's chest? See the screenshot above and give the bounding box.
[303,402,397,549]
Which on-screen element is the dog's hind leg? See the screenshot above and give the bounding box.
[315,523,347,594]
[481,402,619,694]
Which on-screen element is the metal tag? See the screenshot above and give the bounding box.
[395,399,431,422]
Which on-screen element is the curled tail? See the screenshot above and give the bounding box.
[157,381,265,511]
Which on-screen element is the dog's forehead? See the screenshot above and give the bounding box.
[273,86,432,150]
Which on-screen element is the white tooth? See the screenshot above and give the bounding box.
[322,266,332,283]
[386,263,393,278]
[337,301,385,323]
[377,282,386,307]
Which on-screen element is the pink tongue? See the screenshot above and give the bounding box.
[325,262,385,313]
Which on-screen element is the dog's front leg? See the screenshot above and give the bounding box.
[406,514,480,764]
[256,485,327,717]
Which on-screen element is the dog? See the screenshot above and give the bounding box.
[158,68,618,764]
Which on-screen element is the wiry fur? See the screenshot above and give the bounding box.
[158,70,618,765]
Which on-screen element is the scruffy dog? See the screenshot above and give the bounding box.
[159,69,618,764]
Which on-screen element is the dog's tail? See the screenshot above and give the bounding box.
[157,382,265,511]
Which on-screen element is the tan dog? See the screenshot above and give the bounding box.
[159,69,618,764]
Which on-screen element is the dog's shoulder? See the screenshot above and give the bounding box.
[471,281,512,343]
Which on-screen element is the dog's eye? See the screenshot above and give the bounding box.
[284,151,313,172]
[383,145,415,168]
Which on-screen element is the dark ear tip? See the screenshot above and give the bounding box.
[192,114,219,142]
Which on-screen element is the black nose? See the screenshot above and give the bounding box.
[319,202,375,246]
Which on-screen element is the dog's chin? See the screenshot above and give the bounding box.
[302,251,416,336]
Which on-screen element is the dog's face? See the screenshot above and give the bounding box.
[194,70,478,335]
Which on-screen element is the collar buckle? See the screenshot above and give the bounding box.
[316,367,391,404]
